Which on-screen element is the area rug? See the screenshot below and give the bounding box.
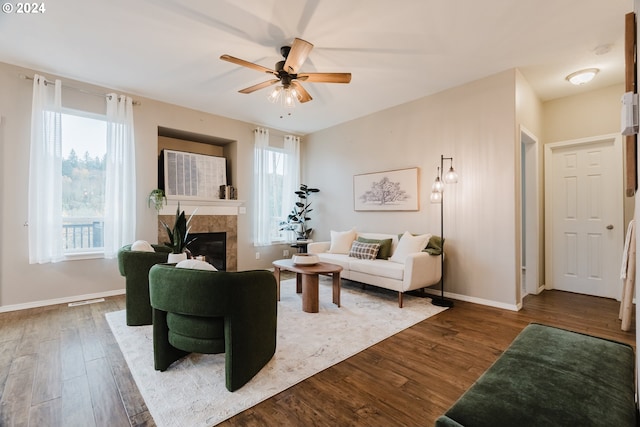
[106,278,447,426]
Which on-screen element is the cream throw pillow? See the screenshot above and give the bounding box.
[328,229,357,254]
[176,259,218,271]
[389,231,431,263]
[131,240,154,252]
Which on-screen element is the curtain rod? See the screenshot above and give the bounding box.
[254,127,303,138]
[20,74,141,106]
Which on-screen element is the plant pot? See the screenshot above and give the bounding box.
[167,252,187,263]
[148,189,167,213]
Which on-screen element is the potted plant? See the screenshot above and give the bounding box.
[161,202,196,263]
[148,189,167,213]
[280,184,319,241]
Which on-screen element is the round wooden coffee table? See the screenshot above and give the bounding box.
[272,259,343,313]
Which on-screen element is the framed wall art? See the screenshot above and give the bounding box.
[353,167,419,211]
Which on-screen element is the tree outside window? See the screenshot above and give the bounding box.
[61,112,107,253]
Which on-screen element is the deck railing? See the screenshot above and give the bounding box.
[63,218,103,250]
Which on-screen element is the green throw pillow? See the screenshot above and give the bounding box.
[423,235,444,255]
[357,237,393,259]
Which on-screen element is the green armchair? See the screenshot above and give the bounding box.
[117,244,172,326]
[149,264,278,392]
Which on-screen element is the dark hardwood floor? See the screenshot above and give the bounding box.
[0,285,635,426]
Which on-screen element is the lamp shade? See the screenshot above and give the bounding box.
[432,176,444,192]
[430,190,442,203]
[444,166,458,184]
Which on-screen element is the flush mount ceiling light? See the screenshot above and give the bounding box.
[566,68,599,85]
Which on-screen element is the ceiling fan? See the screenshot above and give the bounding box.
[220,38,352,105]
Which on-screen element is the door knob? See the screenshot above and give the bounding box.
[606,224,614,230]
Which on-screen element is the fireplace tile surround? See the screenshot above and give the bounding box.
[157,201,242,271]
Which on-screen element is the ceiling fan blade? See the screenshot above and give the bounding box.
[297,72,352,84]
[239,79,280,94]
[220,54,276,75]
[283,38,314,74]
[291,81,312,103]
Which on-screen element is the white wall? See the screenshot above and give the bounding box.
[0,61,290,309]
[304,70,520,308]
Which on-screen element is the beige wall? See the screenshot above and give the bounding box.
[0,58,623,311]
[516,69,544,138]
[515,70,544,300]
[157,136,224,157]
[0,61,291,309]
[304,70,520,308]
[543,84,624,144]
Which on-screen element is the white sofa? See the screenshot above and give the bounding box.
[307,231,442,307]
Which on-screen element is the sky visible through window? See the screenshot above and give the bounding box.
[62,113,106,159]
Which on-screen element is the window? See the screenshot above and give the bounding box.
[264,147,287,242]
[28,76,136,263]
[253,129,299,246]
[61,110,107,254]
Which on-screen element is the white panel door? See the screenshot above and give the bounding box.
[546,135,623,298]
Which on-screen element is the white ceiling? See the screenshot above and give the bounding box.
[0,0,632,134]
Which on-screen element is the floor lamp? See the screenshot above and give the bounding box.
[430,155,458,308]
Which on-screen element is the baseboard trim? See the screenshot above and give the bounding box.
[0,289,125,313]
[421,288,520,311]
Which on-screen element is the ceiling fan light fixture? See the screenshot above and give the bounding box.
[283,88,296,108]
[221,37,351,107]
[267,85,298,108]
[267,86,282,103]
[566,68,599,85]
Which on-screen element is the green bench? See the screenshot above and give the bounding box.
[435,323,637,427]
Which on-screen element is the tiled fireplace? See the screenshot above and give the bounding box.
[157,201,242,271]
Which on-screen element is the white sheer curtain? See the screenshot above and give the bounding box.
[281,135,301,232]
[28,75,63,264]
[103,94,136,258]
[253,127,271,246]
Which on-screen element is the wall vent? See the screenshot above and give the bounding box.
[68,298,105,307]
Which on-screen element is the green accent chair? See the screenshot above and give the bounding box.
[117,244,172,326]
[149,264,278,392]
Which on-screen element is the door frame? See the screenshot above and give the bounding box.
[544,133,623,296]
[520,126,542,297]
